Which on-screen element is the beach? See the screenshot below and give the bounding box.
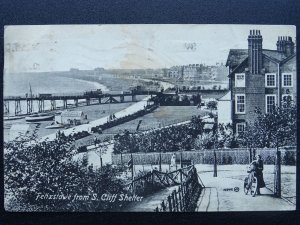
[4,72,131,141]
[4,71,172,142]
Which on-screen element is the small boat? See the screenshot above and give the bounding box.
[45,124,64,129]
[4,115,25,121]
[45,121,64,129]
[25,113,54,122]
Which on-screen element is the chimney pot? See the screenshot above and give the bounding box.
[248,29,263,74]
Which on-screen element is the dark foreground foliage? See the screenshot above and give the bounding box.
[4,135,126,212]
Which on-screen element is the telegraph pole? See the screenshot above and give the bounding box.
[213,124,217,177]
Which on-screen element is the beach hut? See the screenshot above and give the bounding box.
[56,111,86,125]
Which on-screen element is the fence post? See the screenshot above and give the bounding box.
[172,191,176,212]
[180,169,183,184]
[174,190,179,212]
[213,150,217,177]
[274,150,281,198]
[161,200,166,212]
[178,186,183,211]
[159,152,162,172]
[167,195,172,212]
[152,172,154,186]
[181,183,186,209]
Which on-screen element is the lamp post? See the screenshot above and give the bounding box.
[94,141,103,170]
[99,146,103,169]
[213,125,217,177]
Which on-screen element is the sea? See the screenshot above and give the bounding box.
[4,72,108,115]
[3,72,108,141]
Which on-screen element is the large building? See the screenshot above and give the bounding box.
[218,30,296,134]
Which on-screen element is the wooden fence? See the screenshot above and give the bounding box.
[124,165,196,193]
[154,166,202,212]
[112,147,296,166]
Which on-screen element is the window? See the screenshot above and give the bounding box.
[235,73,245,87]
[282,73,292,87]
[236,123,246,135]
[265,95,276,113]
[235,94,245,114]
[265,73,276,87]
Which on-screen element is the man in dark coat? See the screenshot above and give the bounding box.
[254,155,265,195]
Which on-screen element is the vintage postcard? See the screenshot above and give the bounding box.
[3,24,296,212]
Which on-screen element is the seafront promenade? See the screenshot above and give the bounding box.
[39,96,151,142]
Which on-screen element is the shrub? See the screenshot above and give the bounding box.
[4,139,125,212]
[282,151,296,165]
[207,101,217,110]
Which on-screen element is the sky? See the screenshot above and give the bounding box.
[4,24,296,73]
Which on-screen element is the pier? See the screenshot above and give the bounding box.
[3,89,228,115]
[3,90,158,115]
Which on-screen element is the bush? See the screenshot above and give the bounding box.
[77,145,88,153]
[206,101,217,110]
[4,139,126,212]
[282,151,296,165]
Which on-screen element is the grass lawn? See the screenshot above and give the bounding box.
[74,106,210,146]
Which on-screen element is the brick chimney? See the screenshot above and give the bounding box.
[276,36,284,52]
[277,36,295,57]
[248,30,263,74]
[285,36,295,57]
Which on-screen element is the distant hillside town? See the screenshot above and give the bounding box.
[69,62,228,83]
[167,63,228,82]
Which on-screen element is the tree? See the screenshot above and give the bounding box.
[193,132,215,150]
[238,101,296,197]
[206,101,218,110]
[239,101,297,149]
[4,136,126,212]
[217,123,239,148]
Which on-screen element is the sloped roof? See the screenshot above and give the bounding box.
[281,53,296,65]
[61,111,83,117]
[226,49,248,67]
[262,49,287,62]
[218,91,231,101]
[226,49,289,67]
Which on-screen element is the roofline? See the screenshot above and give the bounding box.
[262,49,281,52]
[217,91,231,101]
[262,53,281,64]
[225,49,248,67]
[227,57,248,77]
[280,53,296,65]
